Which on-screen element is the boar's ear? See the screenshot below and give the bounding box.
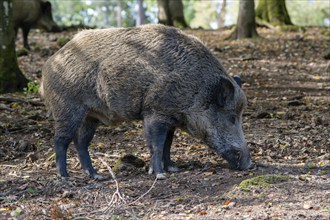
[233,75,242,88]
[218,78,235,108]
[41,1,52,12]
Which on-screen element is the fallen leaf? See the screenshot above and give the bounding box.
[10,207,22,217]
[224,200,232,205]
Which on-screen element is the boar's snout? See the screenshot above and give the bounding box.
[50,25,62,32]
[238,160,255,170]
[220,144,254,171]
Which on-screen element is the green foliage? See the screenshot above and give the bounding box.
[189,1,218,29]
[286,0,330,26]
[50,0,141,27]
[24,81,40,95]
[183,0,196,27]
[48,0,328,28]
[10,207,23,217]
[26,187,38,194]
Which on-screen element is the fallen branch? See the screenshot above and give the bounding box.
[229,57,260,61]
[0,96,44,106]
[0,104,15,112]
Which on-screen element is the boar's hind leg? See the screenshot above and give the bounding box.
[144,119,174,179]
[22,26,31,50]
[54,107,87,177]
[73,117,100,179]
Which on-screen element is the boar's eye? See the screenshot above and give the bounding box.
[229,115,236,124]
[235,150,241,160]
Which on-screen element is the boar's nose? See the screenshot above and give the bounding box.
[238,161,255,170]
[51,26,62,32]
[247,162,256,169]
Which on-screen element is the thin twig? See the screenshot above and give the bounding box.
[126,177,158,206]
[93,153,127,211]
[94,153,159,215]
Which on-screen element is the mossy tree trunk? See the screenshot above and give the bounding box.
[0,0,28,93]
[157,0,188,28]
[256,0,292,26]
[231,0,259,39]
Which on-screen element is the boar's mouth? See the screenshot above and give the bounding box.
[214,146,255,171]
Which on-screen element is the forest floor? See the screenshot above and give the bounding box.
[0,27,329,220]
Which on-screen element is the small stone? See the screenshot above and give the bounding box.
[303,202,313,210]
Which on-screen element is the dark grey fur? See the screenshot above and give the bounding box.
[13,0,61,49]
[41,24,254,179]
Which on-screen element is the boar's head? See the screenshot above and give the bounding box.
[37,1,61,32]
[185,76,254,170]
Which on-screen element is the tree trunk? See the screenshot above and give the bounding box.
[104,4,111,26]
[256,0,292,26]
[157,0,188,28]
[136,0,145,26]
[0,0,28,93]
[117,0,122,27]
[217,0,227,29]
[231,0,259,39]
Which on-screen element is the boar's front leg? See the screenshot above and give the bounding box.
[162,129,179,172]
[73,116,103,180]
[144,117,174,179]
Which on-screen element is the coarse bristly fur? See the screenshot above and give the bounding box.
[40,24,253,179]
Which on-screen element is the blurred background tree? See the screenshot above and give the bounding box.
[48,0,329,29]
[230,0,259,39]
[0,0,28,93]
[157,0,188,27]
[256,0,292,26]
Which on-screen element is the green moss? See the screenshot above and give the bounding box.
[16,48,29,57]
[56,37,71,47]
[320,29,330,36]
[238,175,290,190]
[280,25,305,32]
[112,159,124,173]
[256,0,292,26]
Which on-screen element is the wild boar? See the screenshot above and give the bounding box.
[40,24,254,179]
[13,0,61,49]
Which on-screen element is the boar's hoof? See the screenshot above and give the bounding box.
[148,166,154,175]
[156,173,168,180]
[58,169,69,178]
[93,174,107,181]
[168,166,179,172]
[83,169,106,180]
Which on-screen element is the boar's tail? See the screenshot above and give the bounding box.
[38,81,52,118]
[39,81,44,98]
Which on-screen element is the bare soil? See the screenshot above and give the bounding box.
[1,27,329,220]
